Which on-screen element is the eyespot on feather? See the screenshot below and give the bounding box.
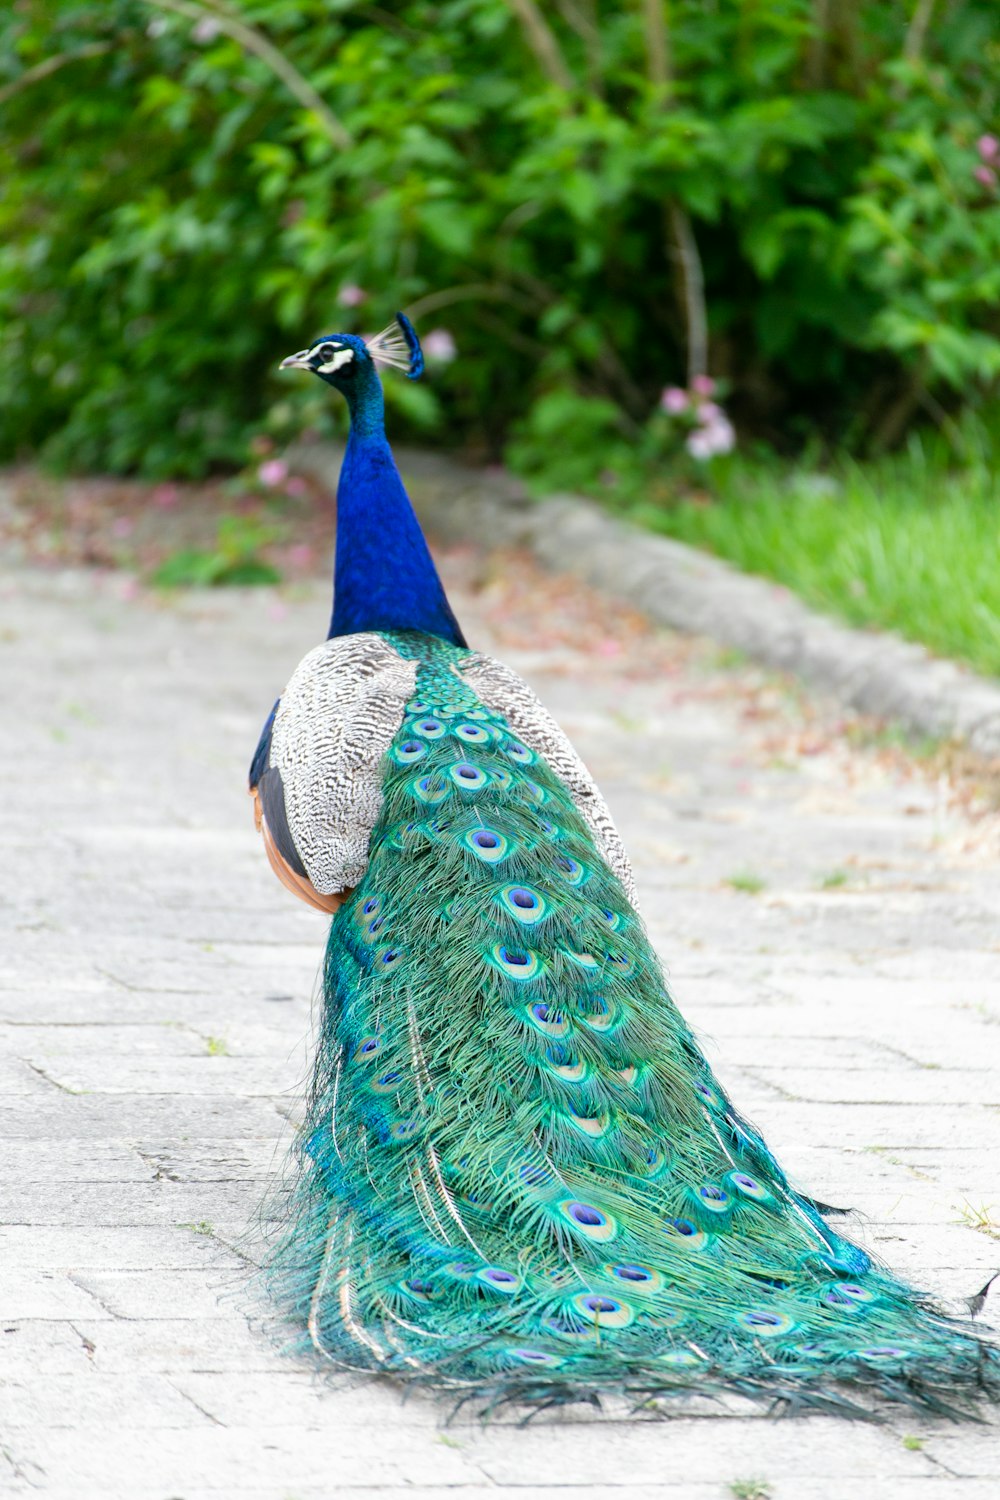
[412,716,446,739]
[565,1104,611,1138]
[449,761,489,791]
[525,1000,569,1036]
[729,1171,772,1203]
[412,773,449,805]
[554,854,587,886]
[503,739,535,765]
[662,1217,708,1251]
[579,995,616,1031]
[642,1145,670,1178]
[557,1199,618,1242]
[463,826,509,862]
[564,949,601,973]
[734,1309,795,1337]
[518,777,547,805]
[507,1347,562,1367]
[392,738,427,765]
[402,1277,441,1302]
[856,1344,913,1362]
[694,1184,731,1215]
[606,1262,664,1294]
[490,943,543,981]
[571,1292,634,1329]
[659,1348,701,1367]
[823,1282,875,1308]
[607,952,634,977]
[498,883,548,925]
[369,1067,404,1095]
[477,1266,520,1295]
[443,1260,479,1281]
[546,1053,587,1082]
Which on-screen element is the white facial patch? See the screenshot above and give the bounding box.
[315,345,355,374]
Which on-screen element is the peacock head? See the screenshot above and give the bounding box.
[279,313,423,395]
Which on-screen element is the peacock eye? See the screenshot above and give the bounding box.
[318,343,339,360]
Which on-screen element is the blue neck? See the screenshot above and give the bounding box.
[328,370,466,647]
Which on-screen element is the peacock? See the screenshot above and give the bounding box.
[249,312,999,1416]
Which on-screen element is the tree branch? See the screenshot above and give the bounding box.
[0,41,113,108]
[405,282,542,321]
[504,0,575,90]
[667,200,707,386]
[142,0,353,149]
[904,0,936,63]
[640,3,709,384]
[555,0,603,94]
[642,0,671,90]
[804,0,829,89]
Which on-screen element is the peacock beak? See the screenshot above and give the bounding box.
[279,349,313,370]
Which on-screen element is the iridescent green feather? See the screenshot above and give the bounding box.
[263,631,999,1415]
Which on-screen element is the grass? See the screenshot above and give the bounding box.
[725,871,767,894]
[954,1200,1000,1240]
[729,1482,771,1500]
[617,440,1000,681]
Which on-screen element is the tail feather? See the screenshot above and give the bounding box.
[262,632,1000,1416]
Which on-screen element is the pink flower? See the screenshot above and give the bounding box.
[692,374,716,397]
[337,284,367,308]
[192,17,221,43]
[284,475,309,498]
[111,516,134,539]
[288,543,313,568]
[423,328,457,363]
[258,459,288,487]
[660,386,689,414]
[686,413,735,460]
[978,134,999,162]
[151,483,179,509]
[974,164,996,188]
[695,401,723,424]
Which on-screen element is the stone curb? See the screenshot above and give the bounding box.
[292,441,1000,759]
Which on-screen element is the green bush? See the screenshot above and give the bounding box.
[0,1,998,478]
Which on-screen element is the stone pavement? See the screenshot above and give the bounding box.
[2,548,999,1500]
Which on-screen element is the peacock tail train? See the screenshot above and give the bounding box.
[260,630,1000,1416]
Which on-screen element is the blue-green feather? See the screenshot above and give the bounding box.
[263,631,1000,1415]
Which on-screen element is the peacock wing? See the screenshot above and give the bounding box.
[249,633,417,907]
